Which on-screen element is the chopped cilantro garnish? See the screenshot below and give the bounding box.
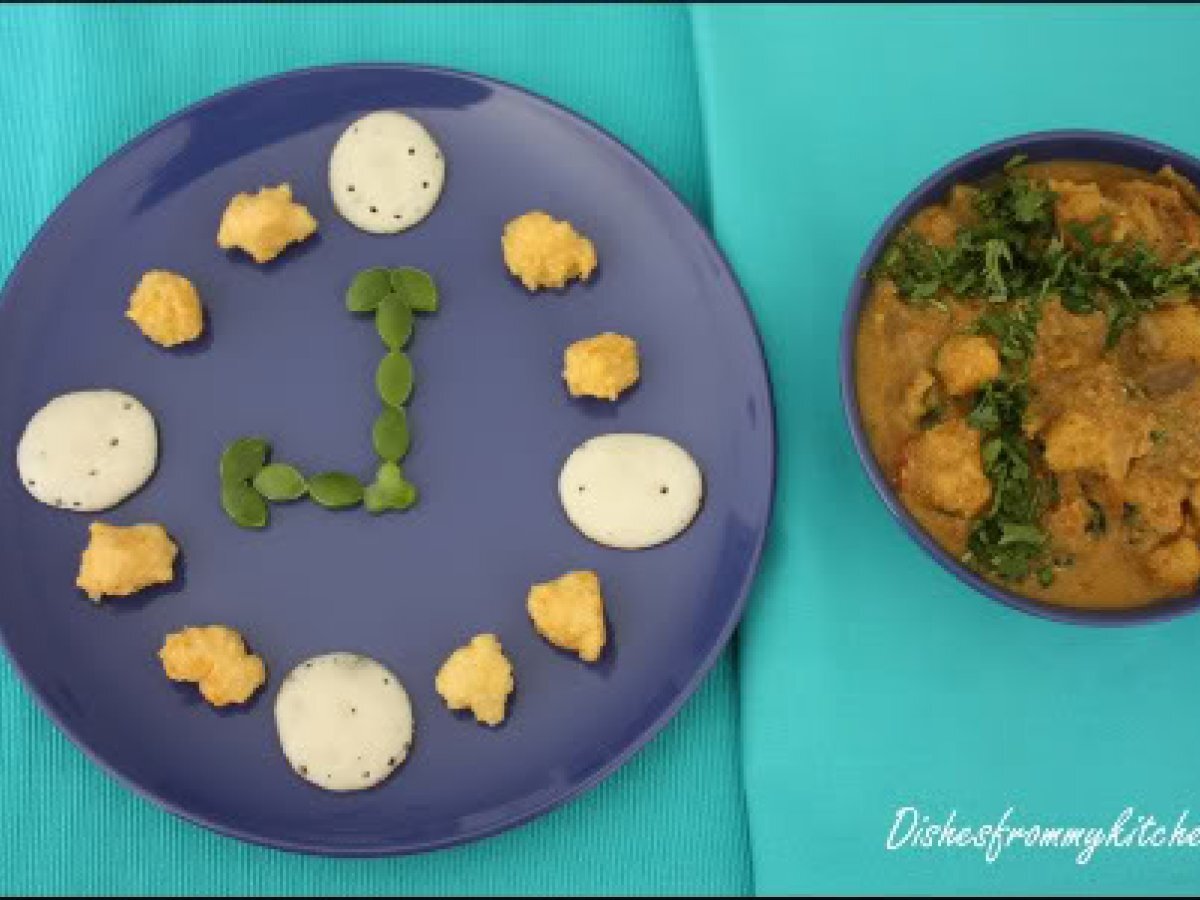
[964,378,1054,583]
[877,159,1200,345]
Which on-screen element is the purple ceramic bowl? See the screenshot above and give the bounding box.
[840,129,1200,626]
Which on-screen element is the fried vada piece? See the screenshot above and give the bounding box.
[434,634,514,727]
[563,332,640,401]
[75,522,178,602]
[1144,537,1200,592]
[1043,411,1122,481]
[159,625,266,707]
[909,205,959,248]
[899,418,991,518]
[935,334,1000,397]
[1112,178,1200,261]
[1122,466,1189,537]
[217,183,317,264]
[1049,179,1129,244]
[526,570,607,663]
[126,270,204,348]
[502,211,597,291]
[900,370,937,426]
[1136,304,1200,365]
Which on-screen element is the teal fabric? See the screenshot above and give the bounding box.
[10,3,1200,895]
[693,3,1200,896]
[0,5,751,896]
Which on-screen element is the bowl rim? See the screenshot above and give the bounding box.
[839,128,1200,626]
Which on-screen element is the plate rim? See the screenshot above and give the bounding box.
[0,61,778,856]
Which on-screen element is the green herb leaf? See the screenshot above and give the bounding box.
[376,293,414,350]
[252,463,307,502]
[877,166,1057,305]
[389,267,438,313]
[220,437,269,485]
[983,238,1013,299]
[1085,499,1107,536]
[372,406,410,462]
[972,301,1040,367]
[364,461,417,514]
[346,268,393,313]
[221,480,269,529]
[965,378,1055,582]
[918,402,945,430]
[376,351,414,408]
[307,472,364,509]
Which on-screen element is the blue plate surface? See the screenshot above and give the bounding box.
[0,65,774,855]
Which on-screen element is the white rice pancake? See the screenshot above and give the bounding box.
[559,433,704,550]
[329,111,445,234]
[16,390,157,512]
[275,652,414,792]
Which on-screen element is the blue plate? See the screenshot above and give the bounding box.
[0,65,775,855]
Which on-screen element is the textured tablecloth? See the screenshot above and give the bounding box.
[10,3,1200,895]
[694,3,1200,895]
[0,5,750,896]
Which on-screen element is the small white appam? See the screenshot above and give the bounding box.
[275,652,414,792]
[16,389,158,512]
[329,110,446,234]
[559,433,704,550]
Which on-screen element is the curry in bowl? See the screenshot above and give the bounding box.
[856,156,1200,610]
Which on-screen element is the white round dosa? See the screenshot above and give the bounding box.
[16,389,158,512]
[559,433,704,550]
[275,652,414,792]
[329,111,446,234]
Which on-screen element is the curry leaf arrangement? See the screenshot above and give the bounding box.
[219,267,437,529]
[876,157,1200,585]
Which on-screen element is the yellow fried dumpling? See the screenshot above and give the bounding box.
[502,211,596,291]
[526,570,607,663]
[563,332,640,401]
[76,522,178,602]
[159,625,266,707]
[217,183,317,264]
[435,633,514,726]
[126,270,204,347]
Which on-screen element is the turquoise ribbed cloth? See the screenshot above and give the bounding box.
[695,3,1200,895]
[0,4,749,895]
[10,3,1200,894]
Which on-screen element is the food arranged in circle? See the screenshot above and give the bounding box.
[217,183,318,264]
[502,210,597,291]
[527,570,608,663]
[435,634,515,727]
[558,433,704,550]
[10,108,711,793]
[275,652,414,792]
[563,332,640,401]
[126,270,205,348]
[76,521,178,602]
[17,389,158,512]
[329,111,446,234]
[159,625,267,708]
